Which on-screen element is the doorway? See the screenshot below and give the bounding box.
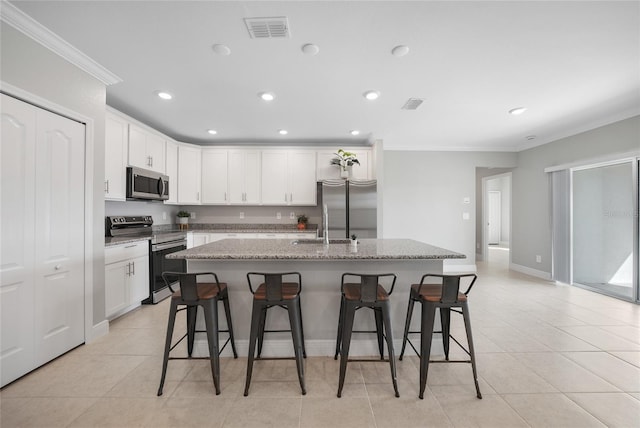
[480,172,512,268]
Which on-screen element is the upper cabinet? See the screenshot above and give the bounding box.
[201,149,229,204]
[104,112,128,201]
[164,141,178,204]
[316,148,372,181]
[262,151,317,205]
[228,150,261,204]
[128,124,166,173]
[177,144,201,204]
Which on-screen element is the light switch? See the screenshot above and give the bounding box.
[463,197,470,204]
[190,212,196,219]
[462,212,470,220]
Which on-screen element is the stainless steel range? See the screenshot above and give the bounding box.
[106,216,187,304]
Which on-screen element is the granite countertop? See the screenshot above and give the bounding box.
[167,238,465,261]
[105,235,151,247]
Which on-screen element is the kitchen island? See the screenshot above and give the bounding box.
[167,238,465,357]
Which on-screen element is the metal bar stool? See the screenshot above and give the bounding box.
[399,273,482,399]
[336,273,399,398]
[244,272,306,396]
[157,271,237,396]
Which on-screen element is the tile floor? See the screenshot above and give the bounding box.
[2,248,639,427]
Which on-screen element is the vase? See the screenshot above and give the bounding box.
[340,168,349,179]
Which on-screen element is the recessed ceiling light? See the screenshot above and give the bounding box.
[301,43,320,55]
[278,129,288,135]
[509,107,527,115]
[212,44,231,56]
[156,91,173,100]
[350,130,360,136]
[207,129,218,135]
[259,92,275,101]
[363,90,380,100]
[391,45,410,57]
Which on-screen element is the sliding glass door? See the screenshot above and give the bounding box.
[572,159,638,301]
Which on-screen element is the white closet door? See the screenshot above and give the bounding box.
[0,94,37,386]
[33,107,85,365]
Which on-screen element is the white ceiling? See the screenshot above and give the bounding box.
[8,1,640,151]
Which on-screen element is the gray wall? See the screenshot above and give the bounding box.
[512,115,640,273]
[382,151,517,268]
[1,24,107,325]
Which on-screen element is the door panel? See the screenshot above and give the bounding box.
[0,94,36,386]
[34,108,85,365]
[488,191,501,245]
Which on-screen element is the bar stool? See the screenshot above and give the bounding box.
[399,273,482,399]
[335,273,399,398]
[157,271,237,396]
[244,272,306,396]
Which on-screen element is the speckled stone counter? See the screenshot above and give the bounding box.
[104,236,150,247]
[178,238,465,359]
[167,238,464,260]
[186,223,319,234]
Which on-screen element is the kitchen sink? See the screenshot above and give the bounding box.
[291,239,352,245]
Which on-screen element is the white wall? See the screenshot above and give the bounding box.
[512,115,640,274]
[382,151,517,269]
[1,24,107,325]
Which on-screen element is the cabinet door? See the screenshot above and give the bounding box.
[316,151,341,181]
[104,113,127,201]
[128,125,149,169]
[289,151,317,205]
[202,149,228,204]
[178,144,202,204]
[192,233,209,247]
[243,151,261,204]
[350,150,370,180]
[228,151,245,204]
[146,133,165,173]
[261,151,288,205]
[165,141,178,204]
[128,255,150,304]
[105,260,129,318]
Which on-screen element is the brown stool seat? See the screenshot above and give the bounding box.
[254,282,299,300]
[410,283,467,302]
[172,282,228,300]
[343,283,389,301]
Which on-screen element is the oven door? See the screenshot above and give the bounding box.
[149,241,187,303]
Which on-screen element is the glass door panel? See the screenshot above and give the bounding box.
[572,161,635,300]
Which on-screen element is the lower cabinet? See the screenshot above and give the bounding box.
[105,242,149,319]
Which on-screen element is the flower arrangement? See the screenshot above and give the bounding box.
[297,214,308,230]
[176,211,191,218]
[330,149,360,169]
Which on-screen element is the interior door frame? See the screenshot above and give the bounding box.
[481,172,512,263]
[1,81,99,342]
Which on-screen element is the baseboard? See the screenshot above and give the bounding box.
[193,339,444,358]
[509,262,552,280]
[443,264,477,274]
[87,320,109,343]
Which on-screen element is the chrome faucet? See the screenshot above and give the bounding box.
[323,204,329,245]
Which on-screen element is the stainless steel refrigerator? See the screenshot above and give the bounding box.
[321,180,377,239]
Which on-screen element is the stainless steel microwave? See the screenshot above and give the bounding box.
[126,166,169,201]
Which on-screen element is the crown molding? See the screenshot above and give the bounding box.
[0,1,122,85]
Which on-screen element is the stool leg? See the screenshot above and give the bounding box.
[158,300,178,396]
[419,302,436,400]
[202,300,221,395]
[334,296,345,360]
[257,306,268,358]
[287,298,306,395]
[186,305,197,357]
[399,296,415,360]
[461,302,482,399]
[440,308,451,360]
[337,303,356,398]
[244,301,263,396]
[381,300,399,398]
[374,308,384,360]
[298,297,307,358]
[221,293,238,358]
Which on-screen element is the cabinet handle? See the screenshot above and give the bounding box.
[54,264,62,270]
[150,156,153,167]
[285,193,288,202]
[126,262,131,276]
[104,180,109,193]
[290,193,293,202]
[197,192,200,201]
[131,261,135,275]
[224,192,227,201]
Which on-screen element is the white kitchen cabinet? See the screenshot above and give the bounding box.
[104,242,149,319]
[317,148,371,181]
[228,150,261,204]
[164,140,178,204]
[128,124,166,173]
[261,151,317,206]
[178,144,202,204]
[202,149,229,204]
[104,111,128,201]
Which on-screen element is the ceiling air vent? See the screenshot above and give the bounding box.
[401,98,424,110]
[244,17,290,39]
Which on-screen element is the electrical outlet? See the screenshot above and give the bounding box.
[463,197,471,204]
[536,255,542,263]
[462,212,470,220]
[190,212,196,219]
[239,212,244,219]
[162,212,167,220]
[276,212,281,219]
[289,212,295,219]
